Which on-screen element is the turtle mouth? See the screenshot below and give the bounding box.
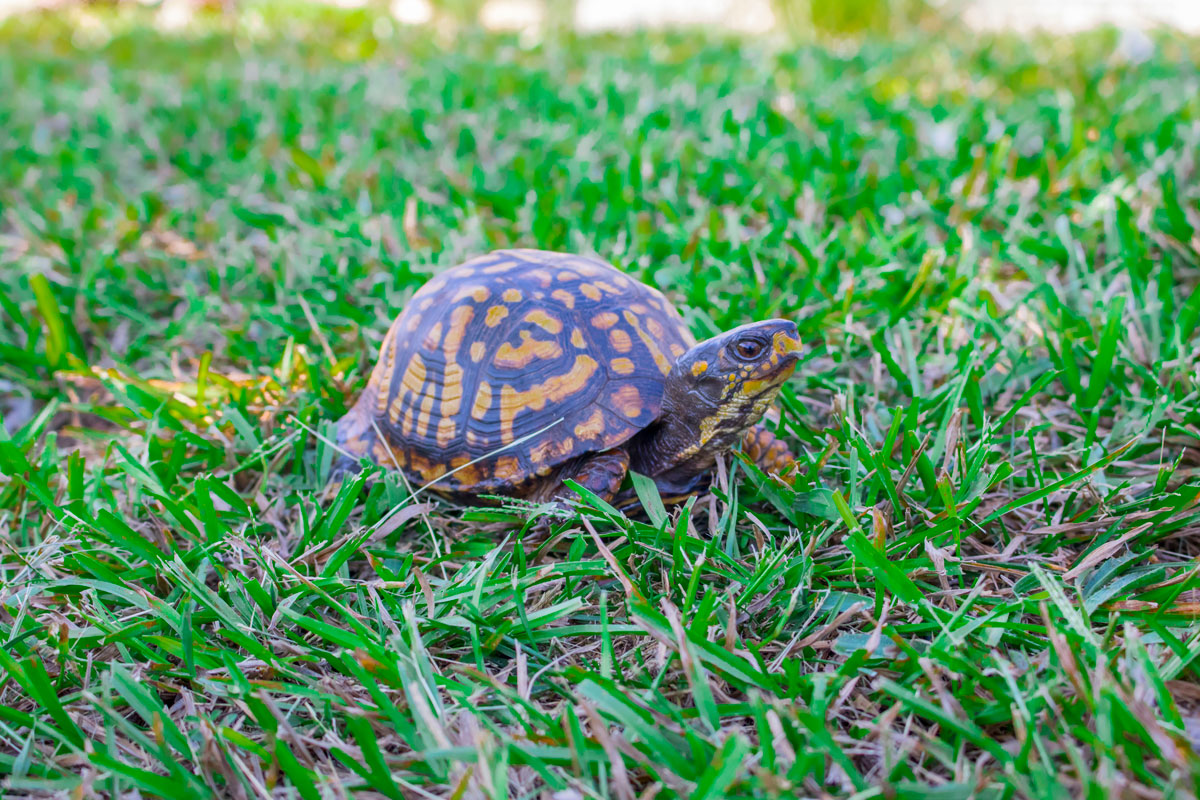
[740,357,798,399]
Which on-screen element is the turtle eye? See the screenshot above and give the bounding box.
[734,339,766,361]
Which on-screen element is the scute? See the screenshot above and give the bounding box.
[342,249,695,495]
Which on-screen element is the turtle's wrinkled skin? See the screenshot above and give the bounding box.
[335,249,801,503]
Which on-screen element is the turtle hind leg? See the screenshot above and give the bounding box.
[536,448,631,504]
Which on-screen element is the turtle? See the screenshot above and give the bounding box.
[334,249,801,504]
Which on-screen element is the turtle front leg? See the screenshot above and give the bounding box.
[537,448,631,504]
[741,425,795,477]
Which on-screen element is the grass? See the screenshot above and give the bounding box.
[2,5,1200,797]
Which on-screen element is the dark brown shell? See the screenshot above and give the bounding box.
[338,249,695,494]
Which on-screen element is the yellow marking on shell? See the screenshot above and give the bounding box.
[443,305,474,359]
[573,407,606,440]
[631,303,649,314]
[557,271,580,281]
[392,353,427,419]
[610,357,636,375]
[591,312,619,329]
[419,297,434,311]
[524,309,563,334]
[670,343,685,357]
[409,452,446,483]
[423,321,444,350]
[494,455,522,482]
[530,436,575,465]
[416,394,435,438]
[645,318,665,338]
[485,305,510,327]
[371,317,404,415]
[453,285,490,303]
[498,355,599,443]
[610,385,643,418]
[690,360,708,377]
[503,288,523,303]
[471,381,493,421]
[602,427,630,448]
[570,328,586,348]
[405,312,423,332]
[483,260,521,273]
[579,283,602,301]
[572,261,605,277]
[437,417,457,447]
[402,405,415,436]
[623,310,673,375]
[609,329,632,353]
[470,341,487,362]
[372,439,403,468]
[449,456,482,489]
[528,269,553,287]
[494,331,563,368]
[552,288,576,308]
[594,280,620,294]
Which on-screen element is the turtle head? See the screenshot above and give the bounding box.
[662,319,801,451]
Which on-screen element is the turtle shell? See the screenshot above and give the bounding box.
[341,249,696,495]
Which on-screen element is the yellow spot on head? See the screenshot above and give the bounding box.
[611,357,635,375]
[503,288,523,303]
[470,341,487,362]
[485,306,509,327]
[691,360,708,377]
[524,309,563,334]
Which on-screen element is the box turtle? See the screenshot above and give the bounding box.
[335,249,800,503]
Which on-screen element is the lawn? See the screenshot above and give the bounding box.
[2,6,1200,798]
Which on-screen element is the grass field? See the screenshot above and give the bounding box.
[3,6,1200,798]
